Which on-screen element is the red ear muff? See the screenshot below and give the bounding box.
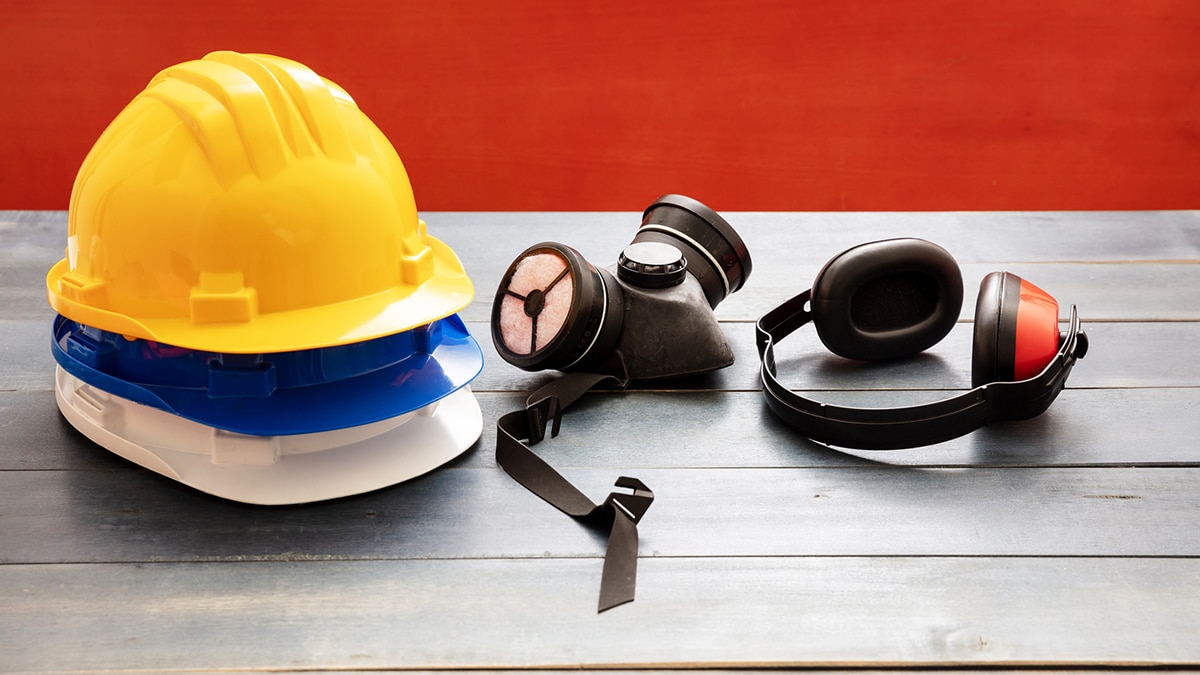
[972,271,1061,386]
[1012,278,1062,379]
[810,238,963,361]
[491,243,625,372]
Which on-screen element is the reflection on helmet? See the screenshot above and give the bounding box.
[47,51,473,354]
[46,52,483,504]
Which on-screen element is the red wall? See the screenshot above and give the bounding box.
[2,0,1198,211]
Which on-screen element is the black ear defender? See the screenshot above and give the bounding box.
[491,194,751,612]
[756,238,1089,450]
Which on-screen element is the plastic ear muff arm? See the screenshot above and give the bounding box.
[756,291,1088,450]
[495,357,654,612]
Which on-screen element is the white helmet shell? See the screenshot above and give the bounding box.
[55,366,482,505]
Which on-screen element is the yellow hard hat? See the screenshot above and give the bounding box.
[46,51,472,353]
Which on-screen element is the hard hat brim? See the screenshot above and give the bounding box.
[51,313,484,436]
[55,366,482,505]
[46,236,474,354]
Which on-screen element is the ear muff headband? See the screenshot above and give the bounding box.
[756,292,1088,450]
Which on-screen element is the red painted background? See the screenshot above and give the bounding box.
[2,0,1197,211]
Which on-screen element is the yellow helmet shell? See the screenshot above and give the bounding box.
[47,51,472,353]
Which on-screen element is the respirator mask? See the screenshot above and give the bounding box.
[491,194,751,611]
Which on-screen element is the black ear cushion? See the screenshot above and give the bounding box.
[971,271,1020,387]
[811,238,963,361]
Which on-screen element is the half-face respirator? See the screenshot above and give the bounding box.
[491,194,751,611]
[492,193,751,380]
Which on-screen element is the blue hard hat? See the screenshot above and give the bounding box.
[52,313,484,437]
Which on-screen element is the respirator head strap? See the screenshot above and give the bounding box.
[495,355,647,612]
[757,291,1087,450]
[523,354,629,444]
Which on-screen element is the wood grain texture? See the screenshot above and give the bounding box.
[1,210,1198,672]
[7,317,1200,393]
[3,465,1199,564]
[3,387,1199,473]
[4,558,1199,672]
[8,209,1200,328]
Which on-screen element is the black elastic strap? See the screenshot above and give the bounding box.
[756,290,1087,450]
[495,363,653,612]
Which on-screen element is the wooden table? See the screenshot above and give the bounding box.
[3,209,1198,672]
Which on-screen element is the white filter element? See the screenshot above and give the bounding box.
[54,366,482,505]
[498,252,574,354]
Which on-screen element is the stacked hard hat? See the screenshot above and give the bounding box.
[45,52,483,505]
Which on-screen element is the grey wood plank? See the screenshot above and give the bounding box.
[12,263,1200,325]
[711,261,1200,324]
[4,465,1198,563]
[462,388,1200,470]
[11,209,1199,269]
[0,213,63,324]
[7,210,1200,322]
[426,209,1200,265]
[30,667,1180,672]
[8,317,1200,392]
[3,386,1198,472]
[3,557,1198,672]
[0,390,87,470]
[473,319,1200,392]
[431,210,1200,325]
[0,318,55,390]
[459,262,1200,324]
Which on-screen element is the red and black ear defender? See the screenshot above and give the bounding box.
[756,238,1089,450]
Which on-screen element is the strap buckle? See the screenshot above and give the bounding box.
[604,476,654,525]
[524,395,563,445]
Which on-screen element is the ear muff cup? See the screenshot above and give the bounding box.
[972,271,1061,387]
[811,238,963,361]
[491,243,625,372]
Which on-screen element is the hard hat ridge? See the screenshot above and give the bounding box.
[48,51,472,354]
[145,51,364,182]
